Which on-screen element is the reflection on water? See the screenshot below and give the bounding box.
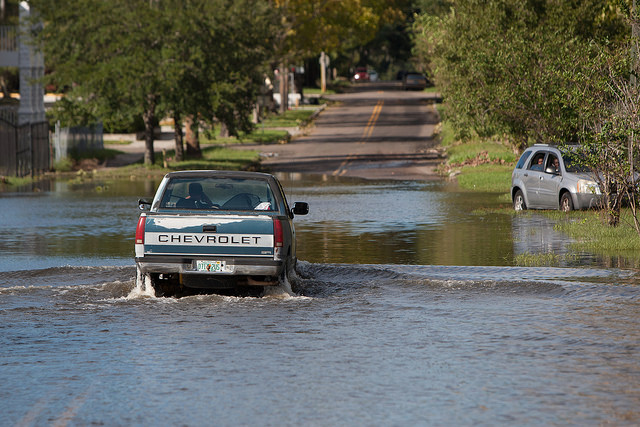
[512,214,570,255]
[279,174,516,266]
[0,174,629,271]
[0,179,161,272]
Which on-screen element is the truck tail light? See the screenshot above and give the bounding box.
[135,214,146,244]
[273,218,283,248]
[273,218,284,261]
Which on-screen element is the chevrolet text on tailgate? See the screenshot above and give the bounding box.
[135,171,309,297]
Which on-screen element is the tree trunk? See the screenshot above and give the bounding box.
[219,122,229,138]
[627,187,640,235]
[605,190,624,227]
[0,73,11,100]
[172,112,184,162]
[185,115,202,158]
[142,96,156,165]
[279,61,288,113]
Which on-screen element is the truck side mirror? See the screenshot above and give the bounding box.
[138,198,152,211]
[291,202,309,217]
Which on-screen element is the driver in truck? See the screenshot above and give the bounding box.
[178,182,214,208]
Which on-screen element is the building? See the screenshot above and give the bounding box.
[0,1,49,177]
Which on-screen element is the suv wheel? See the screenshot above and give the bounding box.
[560,193,573,212]
[513,190,526,211]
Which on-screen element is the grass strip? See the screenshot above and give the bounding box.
[455,163,513,193]
[94,146,260,179]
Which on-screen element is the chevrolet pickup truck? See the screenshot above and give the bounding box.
[135,170,309,296]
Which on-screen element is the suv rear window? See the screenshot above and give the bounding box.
[515,151,531,169]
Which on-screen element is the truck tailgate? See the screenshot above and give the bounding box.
[142,215,275,258]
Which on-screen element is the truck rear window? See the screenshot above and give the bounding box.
[159,177,276,211]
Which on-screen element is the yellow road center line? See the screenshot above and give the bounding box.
[362,100,383,141]
[332,100,384,176]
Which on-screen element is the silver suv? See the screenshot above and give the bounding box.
[511,144,602,212]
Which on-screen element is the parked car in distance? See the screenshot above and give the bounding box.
[368,69,379,82]
[353,67,369,82]
[402,72,428,90]
[135,170,309,297]
[511,144,602,212]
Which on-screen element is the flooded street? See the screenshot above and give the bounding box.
[1,175,639,426]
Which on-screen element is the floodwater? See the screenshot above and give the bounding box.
[1,174,639,426]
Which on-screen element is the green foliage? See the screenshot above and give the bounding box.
[31,0,277,163]
[53,157,73,173]
[412,0,628,150]
[415,0,640,233]
[565,44,640,229]
[46,97,97,128]
[274,0,407,60]
[46,97,149,132]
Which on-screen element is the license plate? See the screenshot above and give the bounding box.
[196,260,225,272]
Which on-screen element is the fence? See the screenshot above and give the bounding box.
[0,117,50,177]
[52,121,104,162]
[0,107,17,124]
[0,25,17,52]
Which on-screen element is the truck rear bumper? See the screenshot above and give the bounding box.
[136,255,282,277]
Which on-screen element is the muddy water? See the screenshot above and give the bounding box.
[1,175,639,426]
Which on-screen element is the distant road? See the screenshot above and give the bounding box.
[257,81,443,181]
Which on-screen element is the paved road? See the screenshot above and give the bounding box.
[104,82,443,180]
[255,81,443,181]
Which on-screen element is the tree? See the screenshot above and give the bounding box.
[160,0,276,157]
[31,0,276,165]
[0,0,20,102]
[31,0,170,164]
[413,0,640,230]
[412,0,627,150]
[573,43,640,231]
[272,0,406,111]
